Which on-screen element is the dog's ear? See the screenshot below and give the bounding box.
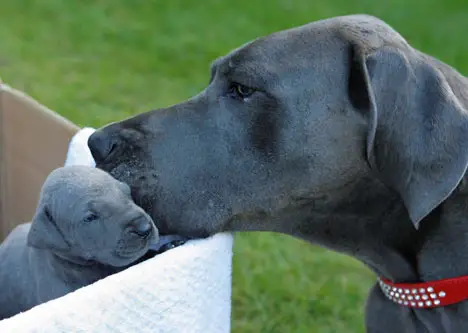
[27,205,70,251]
[348,44,468,228]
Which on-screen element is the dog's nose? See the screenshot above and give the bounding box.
[130,219,153,239]
[87,129,118,164]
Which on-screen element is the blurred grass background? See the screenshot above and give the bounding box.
[0,1,467,332]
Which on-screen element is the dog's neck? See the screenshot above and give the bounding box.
[53,251,95,266]
[287,177,422,282]
[415,177,468,281]
[294,176,468,283]
[229,176,468,283]
[43,250,121,287]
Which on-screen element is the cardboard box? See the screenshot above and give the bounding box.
[0,79,79,240]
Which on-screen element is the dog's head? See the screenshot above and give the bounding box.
[27,166,159,267]
[87,15,468,238]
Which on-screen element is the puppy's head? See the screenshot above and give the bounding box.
[27,166,159,267]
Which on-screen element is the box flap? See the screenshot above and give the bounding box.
[0,80,79,240]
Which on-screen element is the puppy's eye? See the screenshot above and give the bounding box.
[83,212,99,223]
[228,83,256,99]
[44,206,54,222]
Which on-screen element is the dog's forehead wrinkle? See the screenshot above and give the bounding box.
[232,35,343,90]
[84,196,116,212]
[229,50,268,70]
[210,56,225,72]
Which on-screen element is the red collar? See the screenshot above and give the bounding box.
[378,276,468,308]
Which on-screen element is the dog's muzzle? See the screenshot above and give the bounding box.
[378,275,468,308]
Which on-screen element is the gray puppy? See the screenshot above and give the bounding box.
[0,166,158,320]
[88,14,468,332]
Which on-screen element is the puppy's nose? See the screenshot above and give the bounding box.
[87,129,119,164]
[130,219,153,239]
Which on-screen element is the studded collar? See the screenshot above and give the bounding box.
[378,275,468,308]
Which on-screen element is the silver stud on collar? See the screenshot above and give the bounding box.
[378,279,447,308]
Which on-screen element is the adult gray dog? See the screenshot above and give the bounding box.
[87,14,468,332]
[0,166,158,320]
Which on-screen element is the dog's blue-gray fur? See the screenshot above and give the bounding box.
[0,166,158,320]
[88,15,468,332]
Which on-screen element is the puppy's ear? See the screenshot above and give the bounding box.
[27,205,70,251]
[348,44,468,228]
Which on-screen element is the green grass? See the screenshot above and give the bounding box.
[1,1,467,332]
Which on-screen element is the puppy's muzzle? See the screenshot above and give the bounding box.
[130,217,154,239]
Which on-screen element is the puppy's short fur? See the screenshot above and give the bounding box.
[0,166,158,320]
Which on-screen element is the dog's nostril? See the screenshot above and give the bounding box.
[131,221,153,238]
[87,130,118,163]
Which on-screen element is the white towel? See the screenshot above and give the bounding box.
[63,127,97,167]
[0,127,234,333]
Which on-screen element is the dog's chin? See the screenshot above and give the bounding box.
[110,247,149,267]
[110,239,153,267]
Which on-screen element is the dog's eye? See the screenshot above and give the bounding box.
[83,212,99,223]
[44,206,54,221]
[228,83,255,99]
